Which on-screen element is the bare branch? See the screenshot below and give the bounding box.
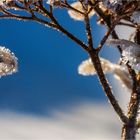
[83,3,94,50]
[37,1,88,51]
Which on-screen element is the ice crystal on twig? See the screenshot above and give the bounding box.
[107,39,140,71]
[0,46,17,77]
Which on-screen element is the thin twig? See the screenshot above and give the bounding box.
[96,26,114,52]
[118,22,136,28]
[38,2,88,51]
[83,3,93,50]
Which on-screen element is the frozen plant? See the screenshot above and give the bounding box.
[0,0,140,139]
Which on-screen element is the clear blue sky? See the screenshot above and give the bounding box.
[0,8,118,115]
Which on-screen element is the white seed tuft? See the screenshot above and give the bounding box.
[78,57,132,90]
[78,57,115,76]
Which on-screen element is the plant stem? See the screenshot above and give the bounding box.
[121,29,140,140]
[88,50,128,124]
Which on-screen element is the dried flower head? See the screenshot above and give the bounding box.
[0,46,17,77]
[107,39,140,71]
[78,57,132,89]
[68,1,95,21]
[78,58,114,75]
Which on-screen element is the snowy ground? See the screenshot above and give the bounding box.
[0,103,121,140]
[0,74,136,139]
[0,77,139,140]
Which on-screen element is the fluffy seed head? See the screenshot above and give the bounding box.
[0,46,18,77]
[78,57,132,90]
[78,58,114,76]
[68,1,95,21]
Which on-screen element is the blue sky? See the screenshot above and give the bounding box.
[0,8,118,115]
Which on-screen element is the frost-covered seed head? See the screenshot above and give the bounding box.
[78,57,115,76]
[68,1,95,21]
[0,46,18,77]
[78,57,132,90]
